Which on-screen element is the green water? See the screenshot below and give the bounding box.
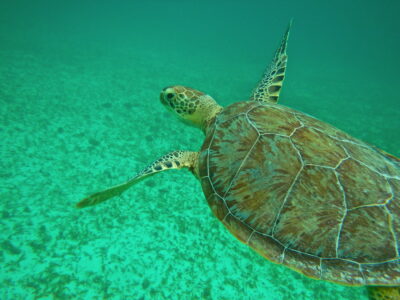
[1,0,399,299]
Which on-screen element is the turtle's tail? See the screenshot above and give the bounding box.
[367,286,400,300]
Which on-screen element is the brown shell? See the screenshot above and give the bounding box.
[199,101,400,286]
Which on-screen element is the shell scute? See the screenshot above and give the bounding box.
[248,232,284,264]
[294,112,355,141]
[273,166,344,258]
[291,126,347,167]
[362,260,400,285]
[337,158,392,208]
[387,179,400,251]
[343,142,399,177]
[320,259,364,285]
[247,105,301,135]
[200,176,214,200]
[282,249,321,279]
[216,101,259,124]
[225,134,302,234]
[222,214,253,244]
[207,116,258,197]
[206,192,229,221]
[339,206,397,263]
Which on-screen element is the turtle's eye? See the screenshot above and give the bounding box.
[166,93,174,99]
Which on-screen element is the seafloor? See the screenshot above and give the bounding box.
[1,20,399,300]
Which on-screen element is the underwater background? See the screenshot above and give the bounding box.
[1,0,399,299]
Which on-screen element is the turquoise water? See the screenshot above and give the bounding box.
[1,0,399,299]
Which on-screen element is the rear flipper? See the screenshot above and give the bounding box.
[368,286,400,300]
[76,150,198,208]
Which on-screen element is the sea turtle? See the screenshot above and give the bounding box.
[77,23,400,300]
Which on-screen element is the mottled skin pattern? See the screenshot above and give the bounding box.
[161,86,204,116]
[199,101,400,288]
[160,86,222,131]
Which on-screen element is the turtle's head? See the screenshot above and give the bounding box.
[160,85,222,131]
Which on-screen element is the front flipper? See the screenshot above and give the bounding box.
[250,20,292,104]
[76,150,199,208]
